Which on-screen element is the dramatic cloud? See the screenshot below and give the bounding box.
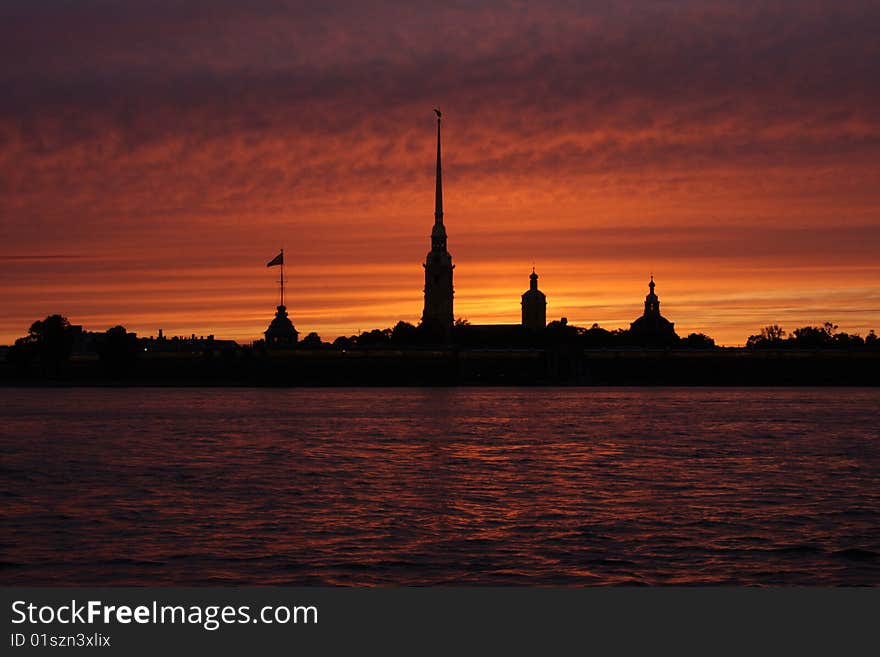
[1,0,879,344]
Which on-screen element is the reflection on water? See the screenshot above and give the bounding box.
[1,387,878,585]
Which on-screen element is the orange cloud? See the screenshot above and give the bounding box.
[2,1,879,345]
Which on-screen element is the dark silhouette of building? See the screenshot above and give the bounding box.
[265,305,299,347]
[142,331,238,353]
[521,268,547,331]
[629,275,677,342]
[421,109,454,335]
[264,249,299,347]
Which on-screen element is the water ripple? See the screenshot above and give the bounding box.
[1,387,878,585]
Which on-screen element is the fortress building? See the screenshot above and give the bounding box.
[412,111,556,345]
[421,109,455,336]
[263,250,298,347]
[629,276,677,343]
[521,268,547,331]
[265,305,298,347]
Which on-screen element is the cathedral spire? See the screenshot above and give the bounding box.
[434,108,443,224]
[422,108,454,334]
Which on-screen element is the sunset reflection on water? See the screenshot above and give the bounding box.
[1,387,878,585]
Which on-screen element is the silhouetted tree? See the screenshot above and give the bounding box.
[390,321,420,345]
[454,317,470,327]
[301,332,323,348]
[98,325,139,375]
[24,314,75,374]
[7,336,38,374]
[332,336,353,349]
[579,324,617,348]
[791,324,836,347]
[866,330,878,347]
[680,332,716,348]
[832,331,864,348]
[746,324,786,348]
[354,328,392,347]
[744,321,878,350]
[545,318,579,344]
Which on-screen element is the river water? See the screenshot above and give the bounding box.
[1,387,878,585]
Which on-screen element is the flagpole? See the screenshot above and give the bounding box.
[280,249,285,307]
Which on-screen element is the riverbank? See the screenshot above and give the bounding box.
[3,347,878,386]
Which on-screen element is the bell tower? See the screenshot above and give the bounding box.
[521,268,547,331]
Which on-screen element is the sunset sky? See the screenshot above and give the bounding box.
[2,0,878,345]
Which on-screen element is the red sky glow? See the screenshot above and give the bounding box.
[2,0,879,345]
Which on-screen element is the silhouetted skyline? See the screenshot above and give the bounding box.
[2,1,879,345]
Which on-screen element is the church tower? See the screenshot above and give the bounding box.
[643,276,659,316]
[421,109,454,333]
[629,275,677,343]
[521,268,547,331]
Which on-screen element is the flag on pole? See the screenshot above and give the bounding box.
[266,251,283,267]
